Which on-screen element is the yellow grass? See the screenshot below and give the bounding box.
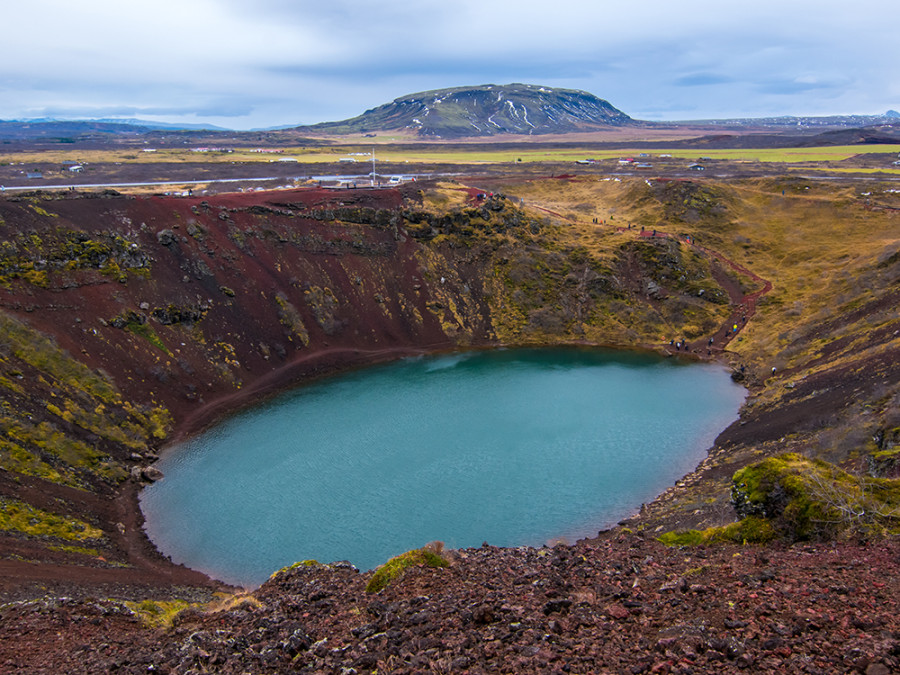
[503,175,900,378]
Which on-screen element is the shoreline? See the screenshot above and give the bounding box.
[140,339,747,587]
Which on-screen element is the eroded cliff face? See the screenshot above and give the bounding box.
[0,187,470,424]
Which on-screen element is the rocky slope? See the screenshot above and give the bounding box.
[3,533,900,673]
[299,83,635,138]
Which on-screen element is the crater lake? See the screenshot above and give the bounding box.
[140,348,746,586]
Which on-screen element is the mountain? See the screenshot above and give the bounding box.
[296,83,635,138]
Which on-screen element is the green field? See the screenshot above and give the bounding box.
[3,144,900,168]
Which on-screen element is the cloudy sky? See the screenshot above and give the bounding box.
[2,0,896,130]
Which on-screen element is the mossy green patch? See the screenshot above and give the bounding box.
[0,312,119,404]
[304,285,340,334]
[28,205,58,218]
[0,226,149,287]
[0,497,104,541]
[0,428,73,485]
[660,453,900,545]
[47,543,101,557]
[732,453,900,540]
[270,559,321,578]
[124,599,198,628]
[658,516,777,546]
[275,292,310,346]
[125,321,171,355]
[46,398,162,451]
[366,547,449,593]
[5,414,106,470]
[0,310,171,486]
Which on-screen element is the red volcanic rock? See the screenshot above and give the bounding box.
[3,533,900,673]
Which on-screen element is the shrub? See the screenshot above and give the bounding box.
[731,453,900,540]
[660,452,900,546]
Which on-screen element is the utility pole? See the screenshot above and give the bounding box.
[371,147,376,187]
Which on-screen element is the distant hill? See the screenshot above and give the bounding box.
[682,112,900,129]
[0,120,147,141]
[0,118,227,141]
[88,118,228,131]
[296,83,636,138]
[611,125,900,151]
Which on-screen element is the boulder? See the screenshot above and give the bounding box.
[156,229,177,246]
[139,466,164,482]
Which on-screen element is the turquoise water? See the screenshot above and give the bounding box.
[140,348,745,586]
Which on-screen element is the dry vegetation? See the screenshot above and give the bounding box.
[503,174,898,368]
[484,174,899,532]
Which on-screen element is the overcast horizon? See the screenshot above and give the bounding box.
[2,0,897,131]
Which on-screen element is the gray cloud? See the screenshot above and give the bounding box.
[675,73,734,87]
[33,102,256,119]
[756,78,845,96]
[0,0,896,128]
